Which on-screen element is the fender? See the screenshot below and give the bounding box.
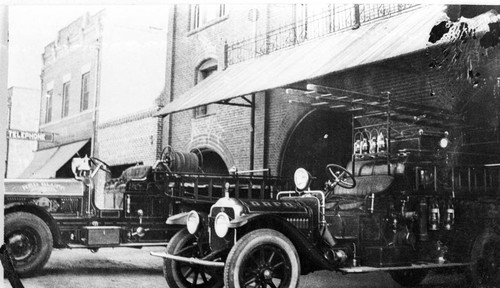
[228,213,261,228]
[166,212,190,225]
[5,202,63,247]
[166,211,209,226]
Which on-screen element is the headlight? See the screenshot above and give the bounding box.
[439,137,449,149]
[439,131,450,149]
[214,212,230,238]
[294,168,311,191]
[186,211,200,234]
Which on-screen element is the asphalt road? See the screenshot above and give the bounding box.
[4,247,469,288]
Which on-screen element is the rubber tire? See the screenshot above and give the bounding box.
[469,230,500,288]
[4,212,53,277]
[224,229,300,288]
[389,269,428,287]
[163,228,222,288]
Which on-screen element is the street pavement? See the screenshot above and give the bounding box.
[4,247,468,288]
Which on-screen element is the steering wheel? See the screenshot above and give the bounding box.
[90,157,111,173]
[325,164,356,189]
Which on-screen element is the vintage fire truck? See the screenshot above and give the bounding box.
[4,150,288,277]
[152,84,500,288]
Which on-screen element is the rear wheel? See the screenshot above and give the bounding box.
[163,228,223,288]
[470,230,500,287]
[4,212,53,277]
[224,229,300,288]
[389,269,428,287]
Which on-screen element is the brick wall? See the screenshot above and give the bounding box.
[40,12,101,150]
[38,111,93,150]
[97,108,160,167]
[165,4,297,172]
[166,4,500,177]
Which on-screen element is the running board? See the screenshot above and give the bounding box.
[339,262,471,274]
[150,251,226,268]
[67,242,169,249]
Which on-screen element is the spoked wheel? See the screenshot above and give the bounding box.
[389,269,428,287]
[5,212,53,277]
[470,230,500,288]
[164,228,223,288]
[224,229,300,288]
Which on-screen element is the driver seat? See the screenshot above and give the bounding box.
[333,175,394,197]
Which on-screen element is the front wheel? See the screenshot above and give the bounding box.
[470,230,500,287]
[389,269,428,287]
[4,212,53,277]
[163,228,223,288]
[224,229,300,288]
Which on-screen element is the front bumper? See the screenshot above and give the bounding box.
[150,251,225,267]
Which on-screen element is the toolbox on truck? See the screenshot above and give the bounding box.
[83,226,121,245]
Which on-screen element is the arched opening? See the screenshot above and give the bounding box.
[280,110,352,189]
[195,149,229,175]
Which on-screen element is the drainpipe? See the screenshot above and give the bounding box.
[250,93,255,170]
[91,38,101,158]
[166,5,177,149]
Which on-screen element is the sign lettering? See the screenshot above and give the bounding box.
[7,129,54,142]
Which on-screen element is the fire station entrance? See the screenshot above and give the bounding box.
[196,149,229,174]
[280,110,352,189]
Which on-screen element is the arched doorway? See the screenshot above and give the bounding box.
[280,110,352,189]
[195,149,229,174]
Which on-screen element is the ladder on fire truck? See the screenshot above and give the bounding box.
[289,84,460,176]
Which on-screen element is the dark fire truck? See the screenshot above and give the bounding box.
[4,151,288,277]
[152,84,500,288]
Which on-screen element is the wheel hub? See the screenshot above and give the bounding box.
[8,233,33,261]
[262,269,272,280]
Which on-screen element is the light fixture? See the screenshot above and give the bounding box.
[439,131,450,149]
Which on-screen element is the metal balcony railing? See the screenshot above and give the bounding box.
[226,4,418,66]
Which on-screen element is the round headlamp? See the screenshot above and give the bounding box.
[294,168,311,191]
[439,137,449,149]
[186,211,201,234]
[214,212,230,238]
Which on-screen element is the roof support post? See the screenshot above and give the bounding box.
[353,4,361,29]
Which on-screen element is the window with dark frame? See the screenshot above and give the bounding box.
[80,72,90,111]
[44,90,53,124]
[62,81,70,118]
[190,4,226,30]
[194,59,218,118]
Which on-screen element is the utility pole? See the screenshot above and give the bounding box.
[0,5,9,280]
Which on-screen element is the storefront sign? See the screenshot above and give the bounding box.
[7,129,54,142]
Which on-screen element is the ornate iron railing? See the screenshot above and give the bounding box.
[226,4,418,66]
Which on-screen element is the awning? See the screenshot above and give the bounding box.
[19,139,89,178]
[155,4,493,116]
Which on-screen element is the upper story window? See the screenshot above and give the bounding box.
[44,90,53,124]
[190,4,226,30]
[61,81,70,118]
[80,72,90,112]
[194,58,217,118]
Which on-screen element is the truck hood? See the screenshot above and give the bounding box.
[239,198,310,214]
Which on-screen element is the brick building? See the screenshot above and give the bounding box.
[21,7,167,178]
[157,4,500,186]
[6,86,40,178]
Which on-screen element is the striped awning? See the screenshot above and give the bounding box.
[19,139,89,178]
